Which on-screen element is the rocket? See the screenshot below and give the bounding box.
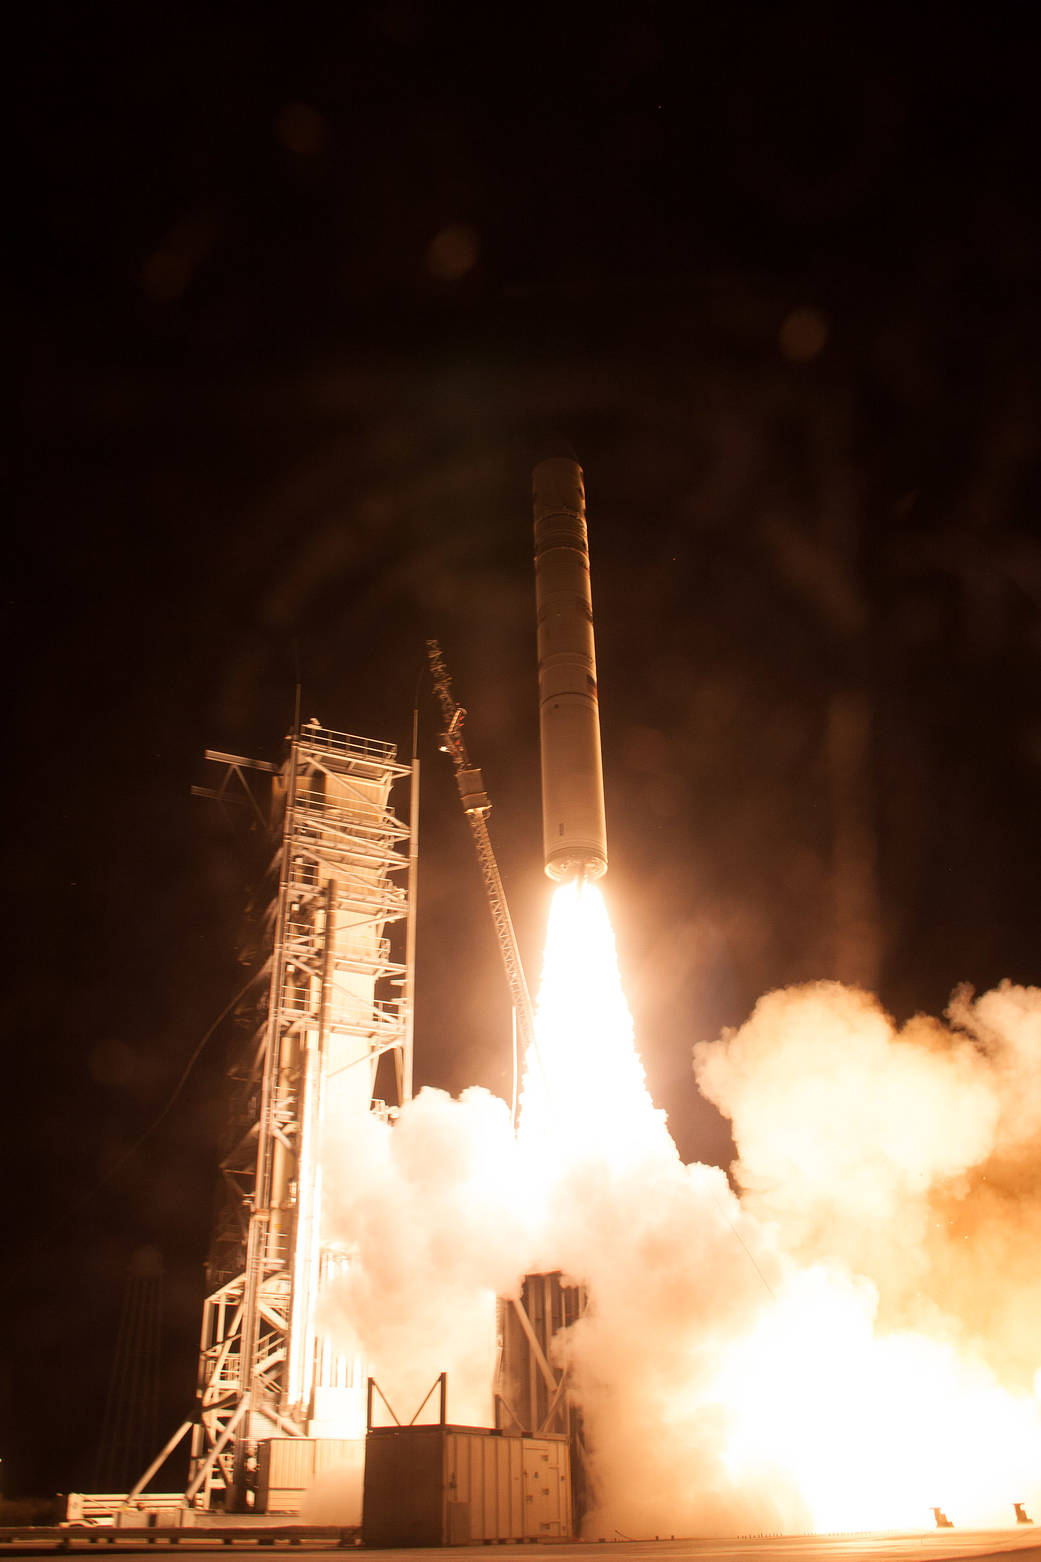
[533,451,608,882]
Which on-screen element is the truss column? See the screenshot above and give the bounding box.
[231,743,301,1506]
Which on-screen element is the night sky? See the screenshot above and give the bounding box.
[7,1,1040,1501]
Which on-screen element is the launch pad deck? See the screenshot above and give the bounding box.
[1,1530,1039,1562]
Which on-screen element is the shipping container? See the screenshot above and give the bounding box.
[362,1425,571,1546]
[255,1437,364,1516]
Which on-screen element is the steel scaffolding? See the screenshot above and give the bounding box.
[494,1273,590,1530]
[188,721,417,1509]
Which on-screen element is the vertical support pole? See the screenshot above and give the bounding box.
[233,737,301,1504]
[400,709,420,1106]
[286,877,336,1418]
[438,1372,447,1427]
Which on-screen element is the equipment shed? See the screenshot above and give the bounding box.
[361,1424,571,1546]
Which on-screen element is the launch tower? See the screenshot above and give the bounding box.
[189,721,417,1510]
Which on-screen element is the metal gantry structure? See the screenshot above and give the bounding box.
[425,641,535,1113]
[494,1273,589,1524]
[188,721,417,1509]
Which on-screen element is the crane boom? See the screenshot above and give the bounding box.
[426,640,536,1107]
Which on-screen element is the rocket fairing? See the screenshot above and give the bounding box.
[533,453,608,882]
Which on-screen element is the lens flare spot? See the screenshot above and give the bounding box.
[426,223,480,282]
[779,305,830,361]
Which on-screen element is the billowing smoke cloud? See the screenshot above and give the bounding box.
[319,1084,528,1426]
[693,980,1041,1391]
[319,895,1041,1537]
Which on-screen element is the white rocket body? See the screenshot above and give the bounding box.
[533,455,608,882]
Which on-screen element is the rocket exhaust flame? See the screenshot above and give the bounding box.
[518,880,665,1172]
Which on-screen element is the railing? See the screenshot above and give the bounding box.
[329,1009,406,1040]
[294,791,409,839]
[285,925,392,965]
[277,987,403,1027]
[285,868,408,912]
[45,1507,359,1541]
[294,723,398,764]
[290,815,408,885]
[290,837,409,876]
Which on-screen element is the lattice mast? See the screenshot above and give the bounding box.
[188,722,417,1509]
[425,641,535,1093]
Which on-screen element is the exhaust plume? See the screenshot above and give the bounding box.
[693,980,1041,1390]
[320,893,1041,1535]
